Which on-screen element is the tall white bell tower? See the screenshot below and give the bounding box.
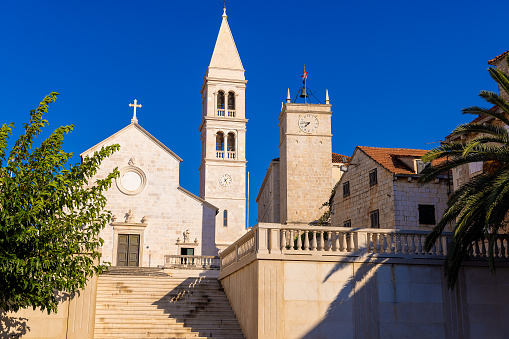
[199,7,247,251]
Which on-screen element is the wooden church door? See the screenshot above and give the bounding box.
[117,234,140,266]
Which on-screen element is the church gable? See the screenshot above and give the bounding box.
[83,121,219,266]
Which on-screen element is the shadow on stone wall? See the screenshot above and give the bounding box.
[302,252,383,339]
[0,312,30,339]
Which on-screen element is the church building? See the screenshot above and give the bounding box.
[81,8,247,268]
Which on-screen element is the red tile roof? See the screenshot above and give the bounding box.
[489,50,509,65]
[332,152,350,163]
[357,146,429,175]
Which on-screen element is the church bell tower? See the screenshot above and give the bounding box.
[200,8,247,250]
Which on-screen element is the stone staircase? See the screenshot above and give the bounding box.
[94,268,245,339]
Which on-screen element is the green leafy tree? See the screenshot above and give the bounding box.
[420,56,509,288]
[0,93,119,313]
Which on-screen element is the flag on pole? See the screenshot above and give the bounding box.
[301,70,308,84]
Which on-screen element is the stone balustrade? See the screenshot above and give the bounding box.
[219,223,509,272]
[164,254,220,269]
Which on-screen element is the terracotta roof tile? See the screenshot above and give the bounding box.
[332,152,350,163]
[357,146,429,175]
[489,50,509,65]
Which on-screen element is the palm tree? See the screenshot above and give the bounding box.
[419,55,509,288]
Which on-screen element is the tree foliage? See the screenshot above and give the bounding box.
[318,183,339,225]
[420,56,509,288]
[0,93,119,313]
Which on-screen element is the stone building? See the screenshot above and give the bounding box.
[81,8,248,268]
[330,146,450,230]
[256,97,350,225]
[256,153,348,224]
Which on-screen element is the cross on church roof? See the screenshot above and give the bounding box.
[129,99,142,124]
[221,0,229,16]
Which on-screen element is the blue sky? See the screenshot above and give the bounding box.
[1,0,508,226]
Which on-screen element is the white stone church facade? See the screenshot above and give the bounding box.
[81,9,247,267]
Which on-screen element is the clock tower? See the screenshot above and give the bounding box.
[200,8,247,250]
[279,93,333,224]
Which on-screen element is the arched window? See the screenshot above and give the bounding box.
[216,132,225,158]
[223,210,228,227]
[217,91,225,116]
[216,132,224,151]
[227,92,235,117]
[228,92,235,110]
[227,133,235,159]
[227,133,235,151]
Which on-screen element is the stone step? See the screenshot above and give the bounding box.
[95,322,243,330]
[94,274,244,339]
[94,329,244,338]
[94,331,204,338]
[96,296,230,302]
[95,311,238,319]
[97,291,227,297]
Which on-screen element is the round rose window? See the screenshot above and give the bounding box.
[116,166,146,195]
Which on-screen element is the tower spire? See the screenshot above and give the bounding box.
[207,4,244,73]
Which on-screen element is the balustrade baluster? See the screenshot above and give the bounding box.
[437,238,443,255]
[347,233,353,251]
[410,234,416,254]
[326,231,332,251]
[311,231,318,251]
[391,234,399,253]
[281,230,287,251]
[340,232,346,252]
[318,231,324,251]
[401,234,408,254]
[372,233,378,253]
[303,230,310,250]
[481,239,487,257]
[296,230,303,250]
[417,235,423,254]
[382,234,388,253]
[388,234,394,254]
[495,238,500,258]
[473,240,480,257]
[333,232,339,251]
[288,230,294,250]
[503,238,508,258]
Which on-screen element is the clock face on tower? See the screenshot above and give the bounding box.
[298,114,319,133]
[219,174,232,187]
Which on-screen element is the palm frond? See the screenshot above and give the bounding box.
[489,65,509,99]
[478,91,509,118]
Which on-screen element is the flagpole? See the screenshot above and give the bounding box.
[303,64,307,104]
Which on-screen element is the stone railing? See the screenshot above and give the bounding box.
[220,228,256,270]
[217,109,225,117]
[227,109,236,117]
[164,255,220,269]
[469,236,509,258]
[219,223,509,272]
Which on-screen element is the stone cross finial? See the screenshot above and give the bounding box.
[221,0,228,16]
[129,99,142,124]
